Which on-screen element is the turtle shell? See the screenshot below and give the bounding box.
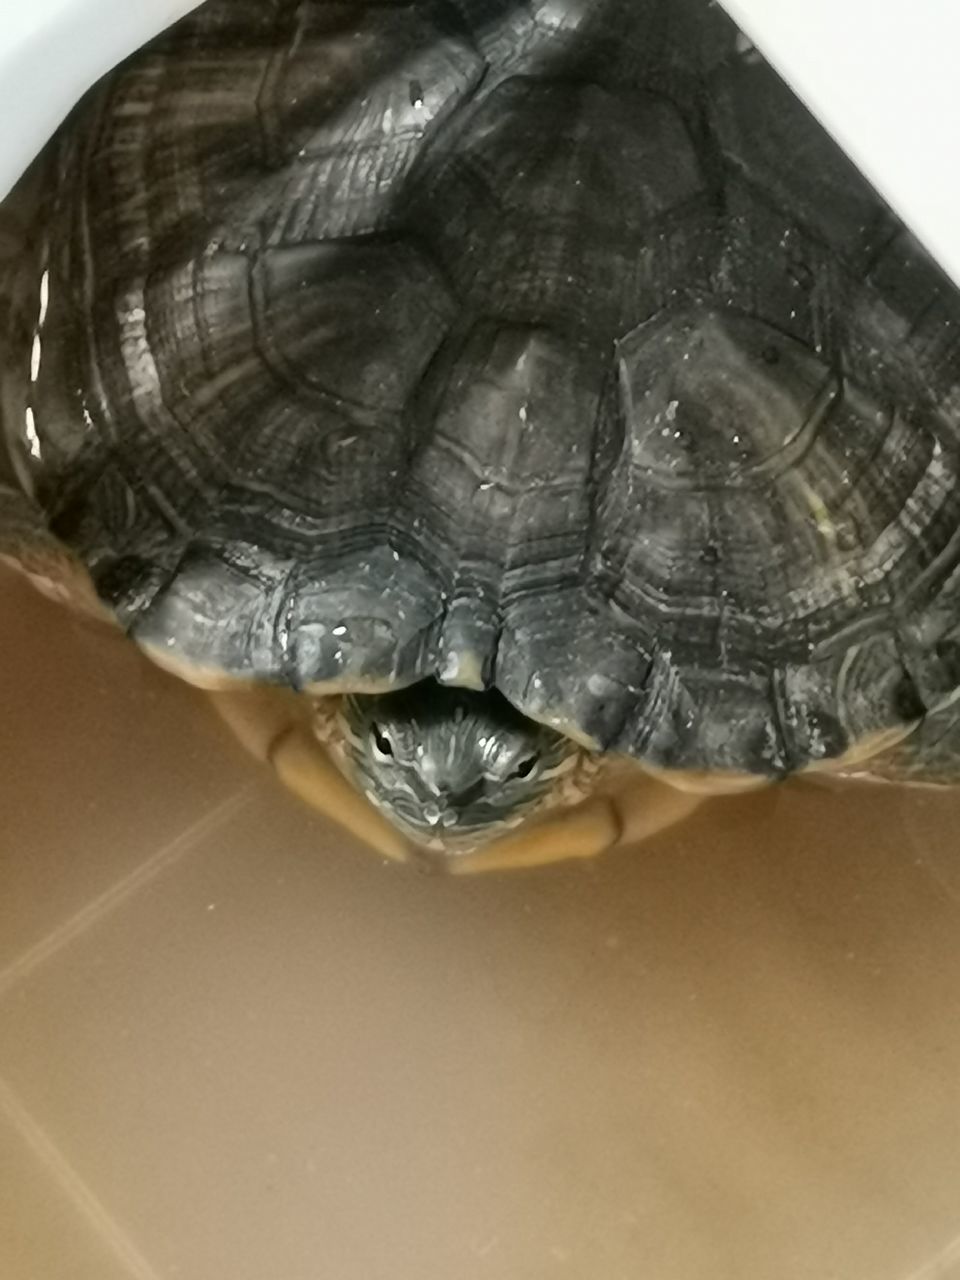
[5,0,960,779]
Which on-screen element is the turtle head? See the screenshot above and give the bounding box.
[338,681,578,848]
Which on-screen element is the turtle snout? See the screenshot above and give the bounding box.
[422,781,486,829]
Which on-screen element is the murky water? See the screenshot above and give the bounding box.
[3,567,960,1278]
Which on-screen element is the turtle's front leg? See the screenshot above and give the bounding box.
[609,773,707,850]
[205,684,413,865]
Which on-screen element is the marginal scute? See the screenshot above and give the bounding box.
[900,557,960,713]
[628,651,787,774]
[285,547,444,689]
[497,591,651,750]
[776,641,899,767]
[848,694,960,785]
[134,542,446,689]
[132,546,289,679]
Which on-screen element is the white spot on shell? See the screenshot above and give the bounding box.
[332,625,347,636]
[440,653,460,681]
[24,406,41,459]
[38,270,50,327]
[665,399,678,422]
[30,333,42,382]
[519,404,528,424]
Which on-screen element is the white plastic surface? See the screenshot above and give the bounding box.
[722,0,960,285]
[0,0,959,285]
[0,0,199,198]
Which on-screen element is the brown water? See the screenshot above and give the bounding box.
[2,562,960,1279]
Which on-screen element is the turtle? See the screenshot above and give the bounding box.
[3,0,960,874]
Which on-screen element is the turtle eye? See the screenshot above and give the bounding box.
[371,724,394,761]
[512,754,539,780]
